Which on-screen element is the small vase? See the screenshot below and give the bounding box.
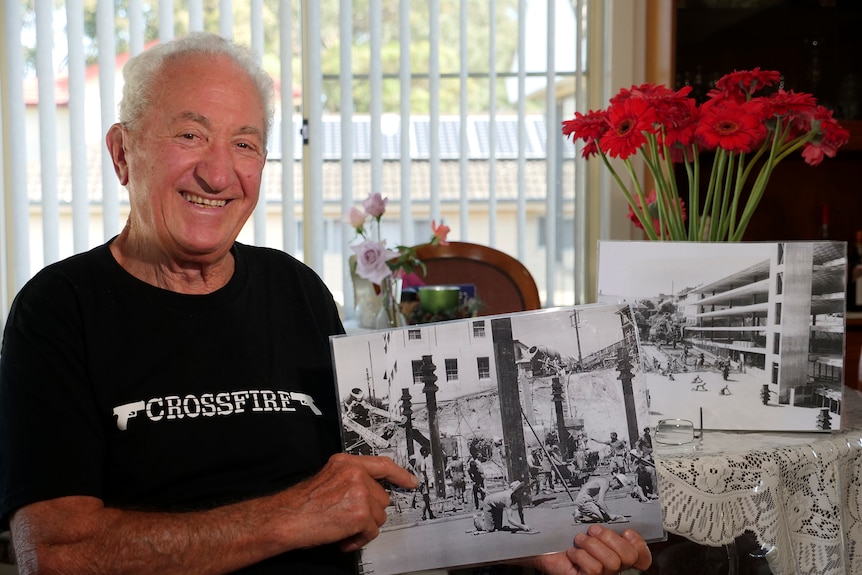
[349,256,383,329]
[375,275,408,328]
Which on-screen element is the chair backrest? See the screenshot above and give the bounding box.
[413,241,541,316]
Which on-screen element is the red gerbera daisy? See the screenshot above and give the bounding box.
[599,98,657,159]
[561,110,609,159]
[610,82,683,106]
[695,100,767,153]
[712,68,781,102]
[761,90,818,137]
[661,97,700,150]
[802,106,851,166]
[765,89,818,117]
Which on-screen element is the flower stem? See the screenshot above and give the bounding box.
[658,140,686,240]
[705,149,727,241]
[601,152,659,240]
[686,145,701,240]
[727,152,747,240]
[729,117,819,241]
[715,151,737,241]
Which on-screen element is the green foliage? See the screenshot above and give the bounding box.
[320,0,522,114]
[25,0,534,114]
[81,0,158,66]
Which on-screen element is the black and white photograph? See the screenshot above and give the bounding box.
[329,304,663,575]
[597,240,845,432]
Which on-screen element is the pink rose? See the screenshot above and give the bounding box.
[346,206,366,232]
[352,239,399,284]
[363,193,387,219]
[431,220,450,245]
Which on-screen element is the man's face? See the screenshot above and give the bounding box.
[117,53,267,263]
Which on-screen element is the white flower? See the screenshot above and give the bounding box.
[352,239,399,285]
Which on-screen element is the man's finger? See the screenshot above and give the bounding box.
[622,529,653,570]
[336,453,419,489]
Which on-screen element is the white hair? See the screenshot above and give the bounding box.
[118,32,275,145]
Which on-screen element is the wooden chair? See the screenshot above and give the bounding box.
[412,241,541,316]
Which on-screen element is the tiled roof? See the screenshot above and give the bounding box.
[33,149,571,205]
[28,117,575,205]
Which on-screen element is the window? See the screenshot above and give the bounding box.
[408,329,422,341]
[472,321,486,338]
[445,358,458,382]
[477,357,490,380]
[4,2,644,326]
[538,216,576,249]
[411,360,423,385]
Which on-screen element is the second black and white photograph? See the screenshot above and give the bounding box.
[329,303,663,575]
[597,240,846,432]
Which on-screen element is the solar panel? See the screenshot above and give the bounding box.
[266,115,573,161]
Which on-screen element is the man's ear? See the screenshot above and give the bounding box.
[106,123,130,186]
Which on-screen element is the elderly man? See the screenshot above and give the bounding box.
[0,33,650,575]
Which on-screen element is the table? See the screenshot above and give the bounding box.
[655,388,862,575]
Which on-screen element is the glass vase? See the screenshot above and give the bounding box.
[349,256,383,329]
[375,275,407,329]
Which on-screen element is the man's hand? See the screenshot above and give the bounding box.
[519,525,651,575]
[270,453,418,553]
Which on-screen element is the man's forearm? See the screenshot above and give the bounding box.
[11,453,416,575]
[12,494,307,575]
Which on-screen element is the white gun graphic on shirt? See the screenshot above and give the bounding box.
[113,400,145,430]
[289,392,322,415]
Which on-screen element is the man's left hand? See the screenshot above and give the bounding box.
[519,525,651,575]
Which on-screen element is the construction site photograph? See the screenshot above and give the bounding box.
[329,303,663,575]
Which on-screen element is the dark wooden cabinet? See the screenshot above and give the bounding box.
[675,1,862,120]
[670,0,862,246]
[846,315,862,389]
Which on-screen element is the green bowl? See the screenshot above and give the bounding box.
[418,285,461,314]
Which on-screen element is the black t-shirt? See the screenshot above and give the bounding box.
[0,241,356,574]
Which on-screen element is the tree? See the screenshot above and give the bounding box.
[658,300,676,315]
[291,0,537,114]
[319,0,521,114]
[23,0,548,114]
[22,1,282,73]
[81,0,157,66]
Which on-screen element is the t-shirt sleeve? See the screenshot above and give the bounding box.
[0,268,106,527]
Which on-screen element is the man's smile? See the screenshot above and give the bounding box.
[181,192,227,208]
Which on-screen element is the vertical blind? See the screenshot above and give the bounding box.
[0,0,617,327]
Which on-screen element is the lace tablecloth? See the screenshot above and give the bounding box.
[656,391,862,575]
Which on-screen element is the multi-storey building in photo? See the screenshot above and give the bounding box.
[681,242,845,409]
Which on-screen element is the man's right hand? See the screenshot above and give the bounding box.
[270,453,418,553]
